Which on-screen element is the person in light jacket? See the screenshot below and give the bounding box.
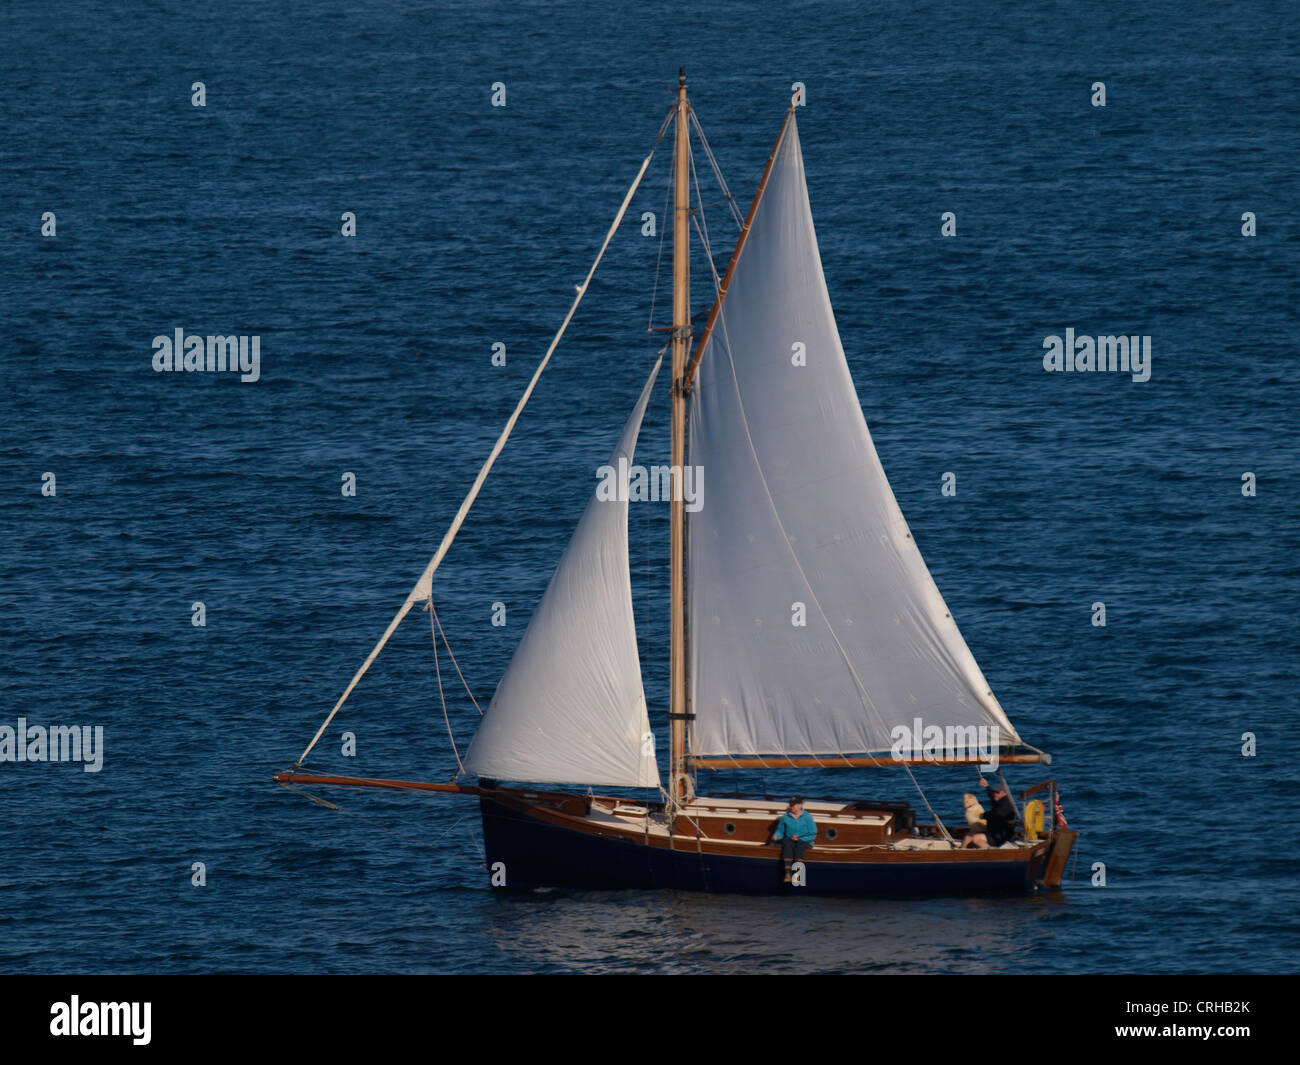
[769,796,817,882]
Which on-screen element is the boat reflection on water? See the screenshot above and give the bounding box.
[480,888,1070,974]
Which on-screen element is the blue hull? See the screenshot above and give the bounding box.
[479,794,1039,897]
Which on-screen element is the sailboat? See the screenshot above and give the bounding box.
[276,73,1078,896]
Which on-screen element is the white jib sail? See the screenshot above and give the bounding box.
[688,116,1021,759]
[466,359,663,788]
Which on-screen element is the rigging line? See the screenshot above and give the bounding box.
[430,810,476,848]
[278,780,340,810]
[688,142,708,258]
[429,601,483,716]
[688,144,725,306]
[646,134,674,339]
[996,769,1020,819]
[688,107,744,230]
[683,104,796,390]
[467,823,487,867]
[708,291,955,843]
[693,110,743,231]
[294,117,670,770]
[644,100,680,339]
[688,215,722,322]
[277,780,475,852]
[427,596,467,777]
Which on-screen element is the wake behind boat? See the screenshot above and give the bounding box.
[276,71,1078,896]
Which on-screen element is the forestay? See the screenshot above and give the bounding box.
[687,117,1021,759]
[466,359,663,788]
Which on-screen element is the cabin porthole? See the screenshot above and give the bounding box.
[825,827,839,841]
[723,822,736,835]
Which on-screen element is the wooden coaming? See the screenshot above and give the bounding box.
[487,787,1048,866]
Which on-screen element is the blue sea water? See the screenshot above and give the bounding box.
[1,0,1297,974]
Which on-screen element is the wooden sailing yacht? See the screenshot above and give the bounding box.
[276,73,1078,895]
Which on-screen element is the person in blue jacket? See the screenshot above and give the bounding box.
[769,796,817,883]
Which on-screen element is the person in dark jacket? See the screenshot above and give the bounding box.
[960,777,1017,848]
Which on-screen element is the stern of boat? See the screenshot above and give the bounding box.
[1032,829,1078,888]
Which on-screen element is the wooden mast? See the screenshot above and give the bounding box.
[669,69,693,808]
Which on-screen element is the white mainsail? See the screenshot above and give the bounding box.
[687,116,1020,759]
[465,359,663,788]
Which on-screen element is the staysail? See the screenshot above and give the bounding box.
[465,359,663,788]
[687,116,1021,760]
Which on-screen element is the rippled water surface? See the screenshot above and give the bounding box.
[1,0,1297,973]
